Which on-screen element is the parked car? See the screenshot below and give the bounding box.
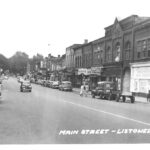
[0,80,2,96]
[30,78,35,83]
[41,79,47,86]
[59,81,72,91]
[52,81,60,89]
[20,81,32,92]
[18,77,24,83]
[36,79,43,85]
[91,81,120,100]
[47,81,54,88]
[4,76,9,80]
[44,80,50,87]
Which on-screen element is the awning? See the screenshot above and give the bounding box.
[102,67,121,77]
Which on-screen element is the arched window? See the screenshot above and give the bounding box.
[114,42,120,62]
[106,46,111,62]
[124,41,131,60]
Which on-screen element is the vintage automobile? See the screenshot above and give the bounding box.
[52,81,60,89]
[47,81,54,88]
[91,81,120,100]
[20,81,32,92]
[59,81,72,91]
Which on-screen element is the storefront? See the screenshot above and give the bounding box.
[90,67,102,90]
[65,68,75,86]
[130,61,150,97]
[102,65,122,91]
[75,68,91,88]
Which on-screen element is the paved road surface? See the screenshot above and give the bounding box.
[0,77,150,144]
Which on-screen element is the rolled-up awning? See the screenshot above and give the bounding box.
[102,67,121,77]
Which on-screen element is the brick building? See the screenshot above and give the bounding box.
[65,44,81,86]
[102,15,150,99]
[65,15,150,100]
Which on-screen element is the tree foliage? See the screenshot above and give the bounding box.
[0,54,9,71]
[9,51,29,75]
[30,53,44,72]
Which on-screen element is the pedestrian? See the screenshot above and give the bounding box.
[84,84,89,97]
[0,80,2,97]
[147,90,150,102]
[80,84,85,97]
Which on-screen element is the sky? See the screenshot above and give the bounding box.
[0,0,150,58]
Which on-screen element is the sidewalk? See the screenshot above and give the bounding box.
[72,88,148,103]
[73,88,91,96]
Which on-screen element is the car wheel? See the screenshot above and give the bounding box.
[123,96,126,102]
[92,94,95,98]
[108,94,112,101]
[131,96,135,103]
[99,94,102,99]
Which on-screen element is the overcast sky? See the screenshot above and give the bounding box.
[0,0,150,58]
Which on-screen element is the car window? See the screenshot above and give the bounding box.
[98,84,104,88]
[23,82,31,86]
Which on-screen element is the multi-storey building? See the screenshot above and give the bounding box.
[90,37,105,89]
[102,15,150,100]
[65,15,150,101]
[65,44,81,86]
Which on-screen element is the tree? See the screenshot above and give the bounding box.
[30,53,44,72]
[9,51,29,75]
[0,54,9,72]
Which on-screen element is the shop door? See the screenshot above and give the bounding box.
[122,69,131,95]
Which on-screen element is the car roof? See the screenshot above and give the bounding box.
[62,81,71,83]
[97,81,113,84]
[22,81,30,83]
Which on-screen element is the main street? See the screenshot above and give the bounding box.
[1,77,150,144]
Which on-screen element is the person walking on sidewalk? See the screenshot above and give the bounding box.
[80,84,85,97]
[84,84,89,97]
[0,80,2,97]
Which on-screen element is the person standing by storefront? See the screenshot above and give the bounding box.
[84,84,89,97]
[80,84,84,97]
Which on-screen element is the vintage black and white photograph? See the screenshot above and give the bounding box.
[0,0,150,148]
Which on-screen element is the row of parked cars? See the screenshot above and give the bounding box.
[30,78,73,91]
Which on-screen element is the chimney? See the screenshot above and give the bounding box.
[84,39,88,44]
[48,53,51,58]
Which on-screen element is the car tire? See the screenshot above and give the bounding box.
[108,94,112,101]
[123,96,126,102]
[131,96,135,103]
[92,94,95,98]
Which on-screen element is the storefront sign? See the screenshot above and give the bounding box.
[130,62,150,93]
[91,67,102,75]
[78,68,91,75]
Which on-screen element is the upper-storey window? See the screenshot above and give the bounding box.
[114,42,121,62]
[124,41,131,60]
[137,40,147,59]
[106,46,111,63]
[147,39,150,57]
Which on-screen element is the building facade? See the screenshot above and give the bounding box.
[65,44,81,86]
